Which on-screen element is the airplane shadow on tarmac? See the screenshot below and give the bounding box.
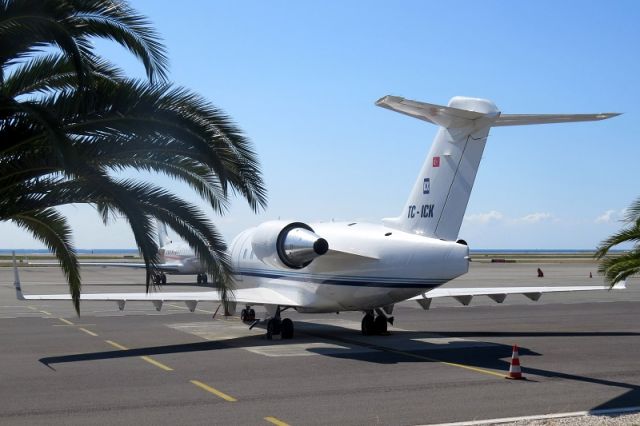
[39,321,640,412]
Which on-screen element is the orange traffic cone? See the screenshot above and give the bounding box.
[506,344,525,380]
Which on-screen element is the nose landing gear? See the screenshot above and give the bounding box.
[196,273,208,284]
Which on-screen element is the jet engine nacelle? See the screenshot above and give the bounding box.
[251,221,329,269]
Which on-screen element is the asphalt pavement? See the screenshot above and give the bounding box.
[1,262,639,425]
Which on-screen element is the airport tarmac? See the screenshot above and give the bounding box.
[1,262,639,425]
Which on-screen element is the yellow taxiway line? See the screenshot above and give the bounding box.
[385,347,507,379]
[264,416,290,426]
[105,340,128,350]
[304,331,507,380]
[190,379,237,402]
[140,356,173,371]
[104,340,174,371]
[79,327,98,337]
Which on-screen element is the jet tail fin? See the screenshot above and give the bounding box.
[156,220,171,247]
[377,95,620,241]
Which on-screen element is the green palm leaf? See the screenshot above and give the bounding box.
[10,208,81,312]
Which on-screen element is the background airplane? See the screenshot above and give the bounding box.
[29,221,209,285]
[14,95,623,339]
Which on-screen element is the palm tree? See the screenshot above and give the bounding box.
[1,0,267,313]
[595,197,640,286]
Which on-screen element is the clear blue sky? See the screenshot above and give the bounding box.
[2,1,639,249]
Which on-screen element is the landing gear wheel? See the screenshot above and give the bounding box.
[202,274,208,284]
[196,274,202,284]
[249,309,255,321]
[281,318,294,339]
[361,314,375,336]
[374,315,388,334]
[240,309,248,322]
[161,273,167,285]
[266,319,275,340]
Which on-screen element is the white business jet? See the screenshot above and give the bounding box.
[14,95,623,339]
[29,221,210,285]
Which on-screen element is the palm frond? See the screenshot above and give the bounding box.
[10,208,81,313]
[69,0,168,82]
[597,251,640,286]
[4,51,126,96]
[622,197,640,225]
[594,223,640,259]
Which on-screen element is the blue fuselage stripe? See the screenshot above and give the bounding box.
[236,269,443,289]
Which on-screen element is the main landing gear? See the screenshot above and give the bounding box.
[241,306,294,340]
[196,273,208,284]
[153,273,167,285]
[361,309,394,336]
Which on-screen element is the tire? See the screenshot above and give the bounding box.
[196,274,202,284]
[161,274,167,285]
[374,315,387,334]
[281,318,294,339]
[240,309,247,322]
[249,309,256,321]
[266,319,274,340]
[361,314,375,336]
[203,274,208,284]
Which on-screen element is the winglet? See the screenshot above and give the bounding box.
[12,251,25,300]
[612,280,627,290]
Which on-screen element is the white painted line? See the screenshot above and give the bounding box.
[423,406,640,425]
[246,342,373,357]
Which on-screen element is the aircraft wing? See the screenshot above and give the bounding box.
[13,255,300,311]
[408,282,626,310]
[28,261,183,273]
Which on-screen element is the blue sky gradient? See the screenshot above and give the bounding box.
[1,1,638,249]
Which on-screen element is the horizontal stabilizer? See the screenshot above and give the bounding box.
[494,113,620,126]
[376,95,620,129]
[375,95,487,128]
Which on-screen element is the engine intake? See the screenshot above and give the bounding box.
[252,221,329,269]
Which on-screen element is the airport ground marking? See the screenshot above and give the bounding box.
[304,331,507,380]
[105,340,128,350]
[190,379,237,402]
[79,327,98,337]
[140,356,174,371]
[167,303,216,314]
[388,349,508,379]
[104,340,174,371]
[27,306,38,311]
[58,317,74,325]
[264,416,290,426]
[39,310,51,316]
[424,405,640,425]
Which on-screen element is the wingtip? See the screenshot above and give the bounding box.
[612,280,627,290]
[598,112,622,120]
[375,95,403,107]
